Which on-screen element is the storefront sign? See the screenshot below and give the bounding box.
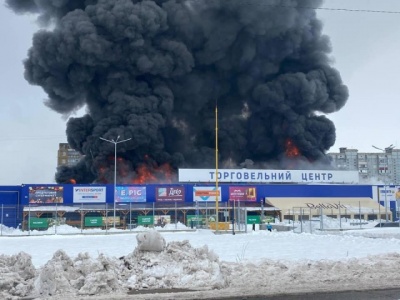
[193,186,222,202]
[179,169,359,183]
[73,187,106,203]
[156,186,185,202]
[115,186,146,202]
[84,217,103,227]
[229,186,257,201]
[247,215,260,224]
[29,186,64,204]
[29,218,49,229]
[138,215,154,225]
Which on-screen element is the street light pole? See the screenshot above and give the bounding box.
[372,145,393,223]
[100,136,131,228]
[215,104,219,233]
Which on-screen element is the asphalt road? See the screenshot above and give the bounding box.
[214,288,400,300]
[126,287,400,300]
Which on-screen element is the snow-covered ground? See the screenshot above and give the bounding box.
[1,218,400,300]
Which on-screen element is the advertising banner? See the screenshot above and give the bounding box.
[29,218,49,229]
[84,217,103,227]
[378,186,398,203]
[155,186,185,202]
[247,215,260,224]
[378,186,400,218]
[186,215,204,222]
[115,186,146,202]
[186,215,205,226]
[193,186,222,202]
[73,186,106,203]
[154,215,171,226]
[229,186,257,201]
[102,216,120,226]
[138,215,154,225]
[29,186,64,204]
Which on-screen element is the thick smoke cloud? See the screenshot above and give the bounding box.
[7,0,348,183]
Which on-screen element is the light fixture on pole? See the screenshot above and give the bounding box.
[100,135,131,228]
[372,145,393,223]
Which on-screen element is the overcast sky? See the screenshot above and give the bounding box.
[1,0,400,185]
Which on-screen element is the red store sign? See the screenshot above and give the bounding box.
[156,186,185,202]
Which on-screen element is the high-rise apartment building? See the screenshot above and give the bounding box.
[328,147,400,184]
[57,143,83,167]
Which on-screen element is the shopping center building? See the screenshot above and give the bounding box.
[0,169,397,229]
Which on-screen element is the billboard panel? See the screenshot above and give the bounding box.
[378,186,398,203]
[155,186,185,202]
[115,186,146,202]
[379,186,400,219]
[29,186,64,204]
[73,186,106,203]
[193,186,222,202]
[229,186,257,201]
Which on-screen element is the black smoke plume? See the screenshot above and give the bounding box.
[7,0,348,183]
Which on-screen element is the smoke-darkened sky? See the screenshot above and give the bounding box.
[1,0,400,184]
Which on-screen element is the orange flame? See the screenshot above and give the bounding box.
[285,139,300,157]
[97,155,175,184]
[132,162,175,184]
[133,164,158,184]
[158,163,174,179]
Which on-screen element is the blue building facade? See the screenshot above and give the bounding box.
[17,183,374,204]
[0,183,375,228]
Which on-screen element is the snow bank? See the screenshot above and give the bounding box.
[219,252,400,297]
[0,252,36,299]
[0,233,224,299]
[0,221,192,237]
[3,224,400,299]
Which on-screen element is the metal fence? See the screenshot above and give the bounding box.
[0,202,249,236]
[288,205,392,234]
[2,202,395,236]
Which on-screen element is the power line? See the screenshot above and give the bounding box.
[0,135,66,141]
[302,6,400,14]
[261,3,400,14]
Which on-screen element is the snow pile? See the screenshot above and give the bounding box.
[157,222,190,230]
[35,250,123,297]
[0,231,224,299]
[0,224,19,235]
[136,230,166,252]
[0,252,36,299]
[289,217,379,234]
[133,222,190,232]
[122,239,224,290]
